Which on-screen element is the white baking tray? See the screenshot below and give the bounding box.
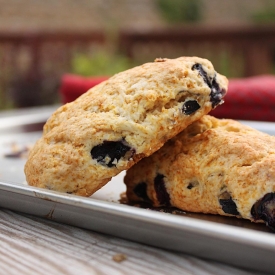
[0,106,275,274]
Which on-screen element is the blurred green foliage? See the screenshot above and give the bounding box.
[251,9,275,24]
[71,51,136,77]
[0,88,13,110]
[157,0,201,23]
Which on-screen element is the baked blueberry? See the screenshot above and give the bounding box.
[182,100,201,115]
[133,182,152,203]
[251,193,275,230]
[192,63,211,87]
[219,191,239,215]
[91,140,135,167]
[192,63,226,108]
[210,78,226,108]
[187,181,199,190]
[154,174,170,206]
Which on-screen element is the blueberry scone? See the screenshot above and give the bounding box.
[24,57,227,196]
[125,115,275,229]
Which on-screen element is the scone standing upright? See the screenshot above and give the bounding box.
[124,115,275,230]
[25,57,228,197]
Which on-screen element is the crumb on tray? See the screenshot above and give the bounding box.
[112,253,127,263]
[3,142,33,159]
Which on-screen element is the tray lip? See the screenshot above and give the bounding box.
[1,179,275,251]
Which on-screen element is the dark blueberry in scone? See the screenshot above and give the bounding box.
[219,191,240,216]
[91,140,135,168]
[133,182,152,203]
[187,181,199,190]
[182,100,201,115]
[251,193,275,230]
[210,78,227,108]
[192,63,210,86]
[154,174,170,206]
[192,63,226,108]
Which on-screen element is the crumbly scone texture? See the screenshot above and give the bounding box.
[125,115,275,223]
[24,57,228,196]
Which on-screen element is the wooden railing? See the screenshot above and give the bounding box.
[118,25,275,78]
[0,25,275,108]
[0,30,105,108]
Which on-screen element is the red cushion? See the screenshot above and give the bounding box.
[211,75,275,121]
[60,74,108,103]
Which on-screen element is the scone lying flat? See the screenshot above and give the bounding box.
[25,57,228,196]
[125,115,275,230]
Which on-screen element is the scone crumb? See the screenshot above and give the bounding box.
[119,192,128,204]
[112,253,127,262]
[154,57,167,62]
[4,142,33,159]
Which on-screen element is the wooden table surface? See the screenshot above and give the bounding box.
[0,208,265,275]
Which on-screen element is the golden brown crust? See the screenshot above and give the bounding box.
[125,115,275,223]
[25,57,227,196]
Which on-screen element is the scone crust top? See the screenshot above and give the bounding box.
[25,57,228,196]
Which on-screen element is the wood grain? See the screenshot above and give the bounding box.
[0,209,265,275]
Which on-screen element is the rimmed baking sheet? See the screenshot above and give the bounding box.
[0,106,275,274]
